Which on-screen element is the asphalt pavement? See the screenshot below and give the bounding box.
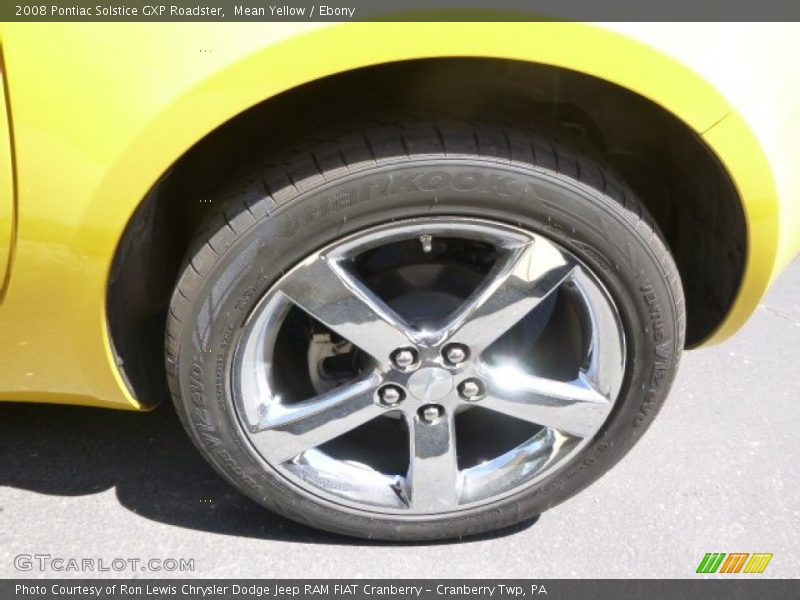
[1,259,799,579]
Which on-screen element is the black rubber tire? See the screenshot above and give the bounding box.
[165,120,685,541]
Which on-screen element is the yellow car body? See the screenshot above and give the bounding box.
[0,22,797,411]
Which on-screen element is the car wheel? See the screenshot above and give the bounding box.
[165,121,685,540]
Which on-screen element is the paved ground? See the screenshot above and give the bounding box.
[1,260,799,580]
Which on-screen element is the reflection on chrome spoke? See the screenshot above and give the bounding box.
[479,365,612,438]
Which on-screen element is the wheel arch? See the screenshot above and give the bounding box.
[103,23,777,407]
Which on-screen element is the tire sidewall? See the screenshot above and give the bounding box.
[173,159,682,539]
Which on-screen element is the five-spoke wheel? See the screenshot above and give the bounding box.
[233,218,625,513]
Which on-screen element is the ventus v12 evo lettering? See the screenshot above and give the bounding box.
[0,22,797,540]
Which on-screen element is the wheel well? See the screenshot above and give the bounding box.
[107,57,746,406]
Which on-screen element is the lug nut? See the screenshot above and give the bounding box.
[377,384,405,407]
[391,347,418,370]
[443,343,469,365]
[420,405,443,423]
[458,378,484,401]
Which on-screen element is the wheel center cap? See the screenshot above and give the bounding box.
[407,367,454,402]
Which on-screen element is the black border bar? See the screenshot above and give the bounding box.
[4,0,800,22]
[4,579,799,600]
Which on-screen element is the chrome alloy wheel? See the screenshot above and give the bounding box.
[232,217,625,515]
